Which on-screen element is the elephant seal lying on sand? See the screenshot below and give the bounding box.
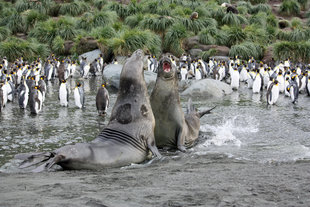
[16,49,161,172]
[150,55,215,152]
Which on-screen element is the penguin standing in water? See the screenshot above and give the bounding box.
[267,80,279,105]
[70,61,77,77]
[0,84,3,112]
[38,76,46,102]
[277,70,285,93]
[83,63,90,79]
[74,82,84,109]
[252,70,263,93]
[147,55,154,72]
[286,75,299,104]
[298,72,307,93]
[284,76,291,97]
[239,65,248,82]
[231,67,240,90]
[306,76,310,96]
[18,79,29,109]
[96,83,109,116]
[29,86,43,114]
[59,79,69,107]
[180,65,188,80]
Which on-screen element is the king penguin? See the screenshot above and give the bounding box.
[286,75,299,104]
[59,79,69,107]
[74,82,84,109]
[96,83,109,116]
[231,67,240,90]
[267,79,279,105]
[18,79,29,109]
[252,70,263,93]
[0,83,4,111]
[29,86,43,114]
[38,76,46,102]
[284,76,290,97]
[306,76,310,96]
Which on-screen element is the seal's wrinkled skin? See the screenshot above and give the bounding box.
[150,55,214,152]
[16,49,161,172]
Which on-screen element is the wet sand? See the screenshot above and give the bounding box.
[1,157,310,207]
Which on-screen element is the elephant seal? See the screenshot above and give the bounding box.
[15,49,161,172]
[150,55,215,152]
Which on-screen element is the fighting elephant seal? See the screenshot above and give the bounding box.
[150,55,215,152]
[15,49,161,172]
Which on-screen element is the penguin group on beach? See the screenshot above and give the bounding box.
[0,53,109,115]
[147,53,309,106]
[0,52,308,116]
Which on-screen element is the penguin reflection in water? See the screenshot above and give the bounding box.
[74,82,85,109]
[96,83,109,116]
[59,79,69,107]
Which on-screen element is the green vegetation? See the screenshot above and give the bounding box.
[279,0,301,16]
[0,0,308,62]
[273,41,310,62]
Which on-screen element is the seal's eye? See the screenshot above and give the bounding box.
[163,62,171,72]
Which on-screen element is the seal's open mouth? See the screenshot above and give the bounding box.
[163,62,171,72]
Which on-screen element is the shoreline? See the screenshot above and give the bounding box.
[1,158,310,207]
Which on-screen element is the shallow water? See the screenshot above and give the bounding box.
[0,77,310,169]
[1,77,310,206]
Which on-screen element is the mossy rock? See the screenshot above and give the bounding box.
[75,37,98,55]
[262,46,273,63]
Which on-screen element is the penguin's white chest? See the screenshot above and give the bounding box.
[195,69,202,80]
[252,75,261,93]
[74,88,82,108]
[180,69,187,80]
[59,84,68,106]
[231,70,240,89]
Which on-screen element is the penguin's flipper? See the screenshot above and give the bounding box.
[198,106,216,118]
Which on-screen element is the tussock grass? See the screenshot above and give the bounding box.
[279,0,301,16]
[229,41,263,60]
[273,41,310,62]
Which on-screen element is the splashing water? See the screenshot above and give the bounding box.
[200,116,258,148]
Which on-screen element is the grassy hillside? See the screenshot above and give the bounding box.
[0,0,309,62]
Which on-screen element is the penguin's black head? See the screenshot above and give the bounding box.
[62,79,66,83]
[279,70,283,75]
[274,80,279,85]
[286,77,290,81]
[76,82,81,87]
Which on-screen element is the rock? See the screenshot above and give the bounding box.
[75,37,98,55]
[183,36,230,56]
[200,45,230,56]
[102,64,157,91]
[102,64,123,89]
[79,49,102,64]
[262,46,273,64]
[181,79,233,98]
[183,36,200,51]
[189,49,203,57]
[64,40,74,55]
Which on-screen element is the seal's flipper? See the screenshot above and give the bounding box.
[147,139,162,158]
[16,152,53,169]
[198,106,216,118]
[187,98,195,114]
